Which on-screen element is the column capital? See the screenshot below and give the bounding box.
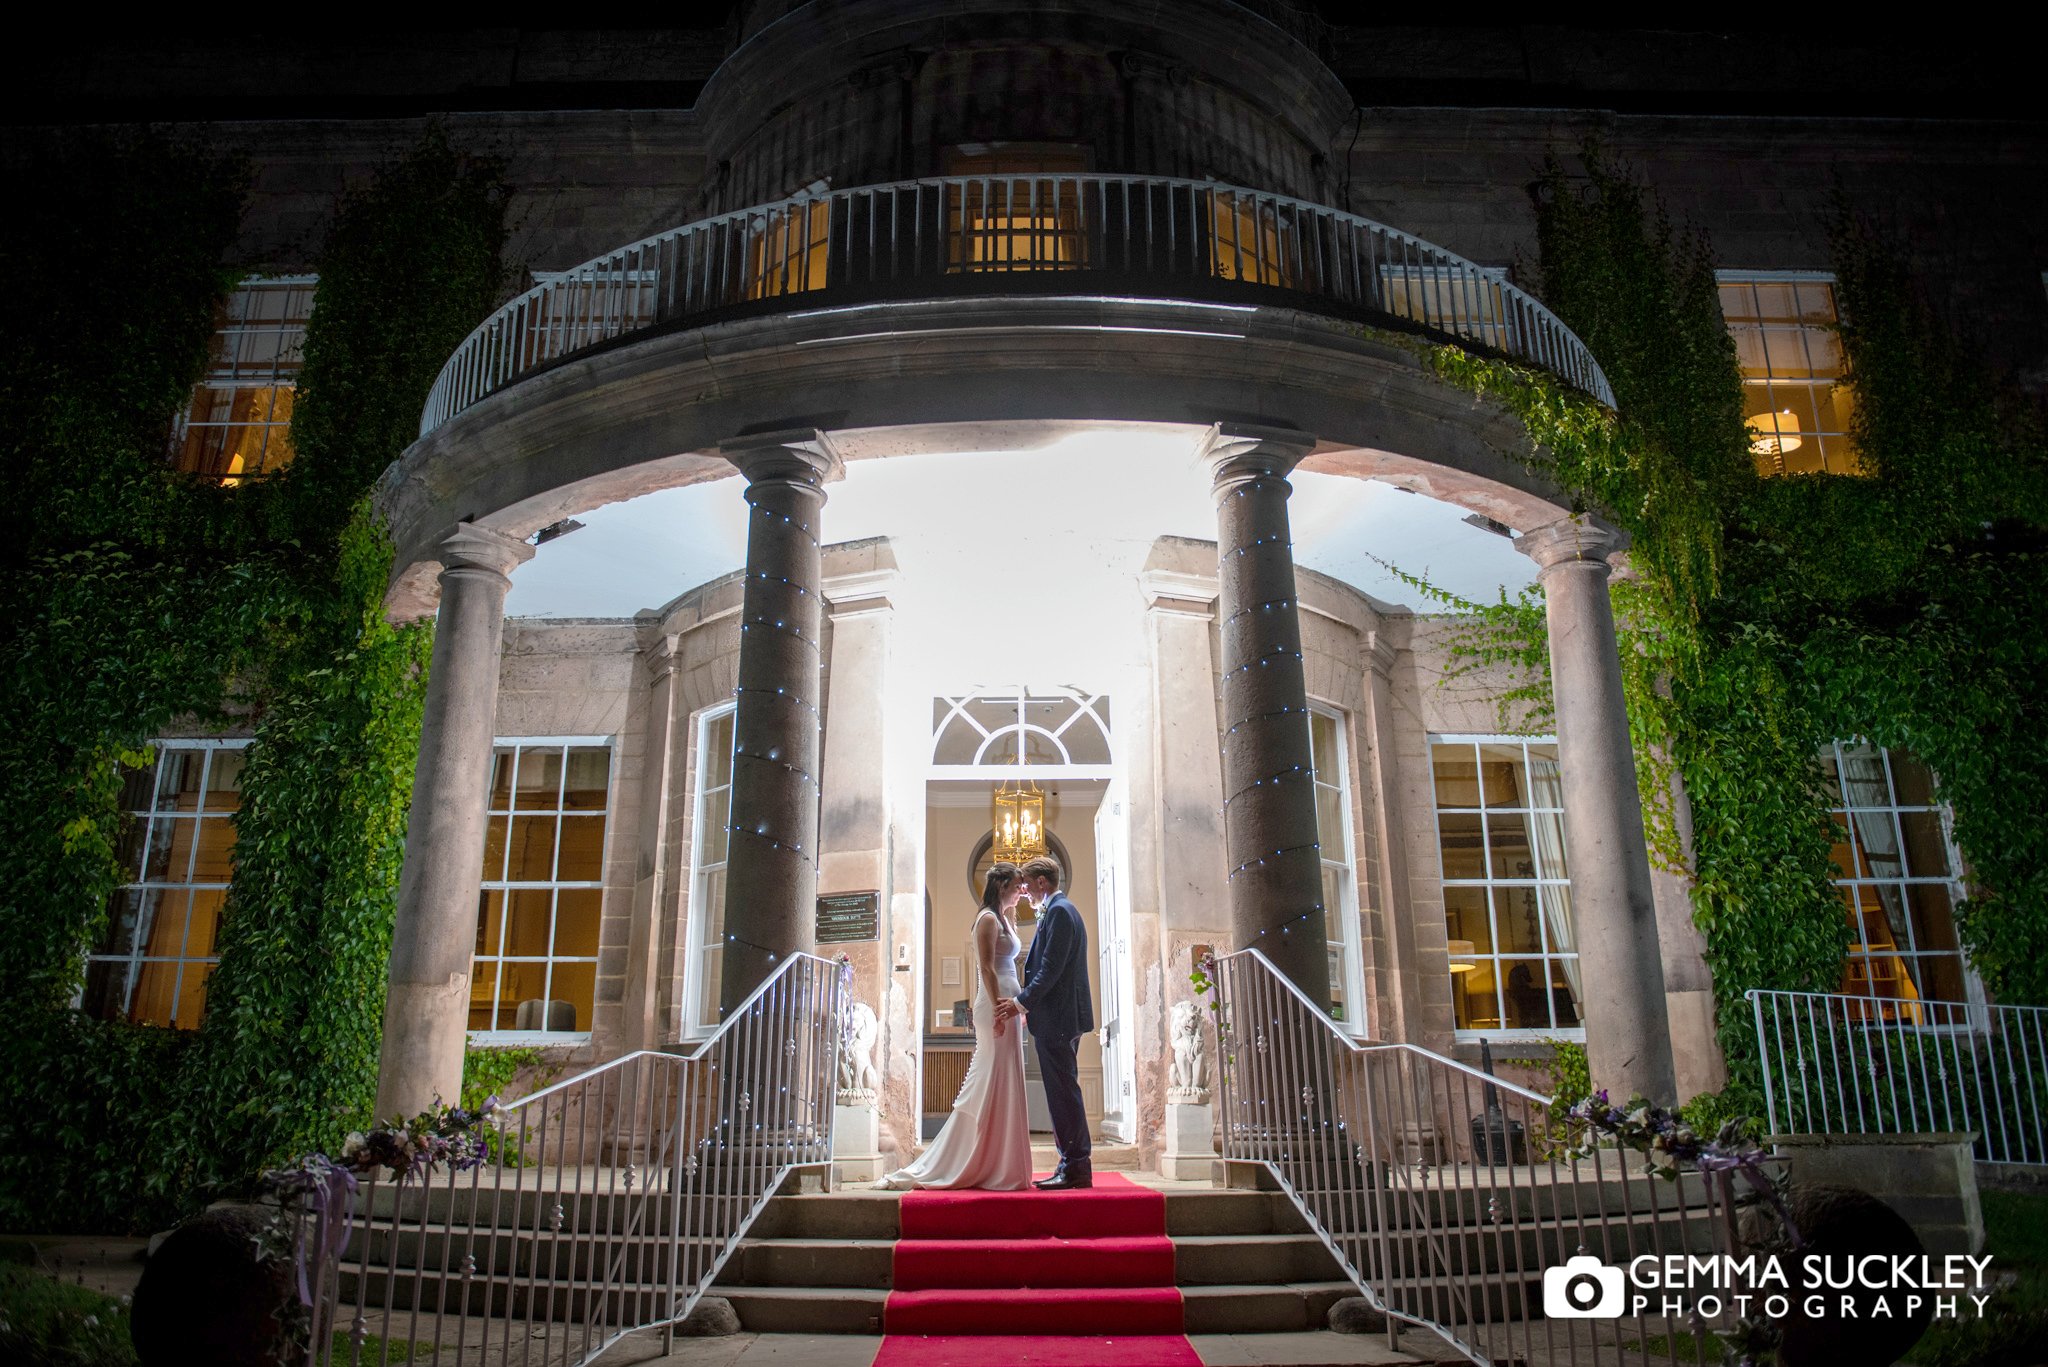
[1198,423,1316,499]
[1513,515,1630,574]
[634,616,683,682]
[438,523,535,583]
[720,428,846,487]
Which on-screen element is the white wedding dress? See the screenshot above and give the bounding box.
[877,912,1032,1191]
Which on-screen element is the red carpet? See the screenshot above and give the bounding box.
[882,1173,1198,1359]
[872,1335,1204,1365]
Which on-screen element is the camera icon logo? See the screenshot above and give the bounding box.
[1543,1255,1626,1318]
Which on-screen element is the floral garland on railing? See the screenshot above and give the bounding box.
[1564,1090,1795,1367]
[260,1097,501,1310]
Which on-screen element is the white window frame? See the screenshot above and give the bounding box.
[1431,733,1585,1043]
[1308,703,1366,1034]
[1716,269,1858,476]
[682,704,738,1039]
[469,735,613,1045]
[1825,740,1984,1028]
[170,275,316,482]
[81,738,248,1028]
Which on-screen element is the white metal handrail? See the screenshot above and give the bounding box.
[306,951,848,1366]
[1213,948,1736,1367]
[1749,987,2048,1166]
[420,174,1614,435]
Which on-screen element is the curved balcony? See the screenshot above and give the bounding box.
[420,175,1613,437]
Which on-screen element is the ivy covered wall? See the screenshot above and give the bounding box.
[1434,151,2048,1103]
[0,132,506,1232]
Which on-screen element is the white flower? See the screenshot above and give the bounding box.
[1626,1107,1650,1127]
[341,1131,367,1158]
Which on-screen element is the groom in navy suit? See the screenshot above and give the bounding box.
[999,854,1094,1189]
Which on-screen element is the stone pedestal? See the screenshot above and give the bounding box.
[1771,1132,1985,1257]
[1162,1099,1217,1180]
[833,1102,884,1183]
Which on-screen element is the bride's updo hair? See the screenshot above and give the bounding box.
[981,862,1021,913]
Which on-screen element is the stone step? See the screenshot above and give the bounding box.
[715,1280,1364,1335]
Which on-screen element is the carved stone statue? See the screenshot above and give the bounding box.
[838,1000,879,1105]
[1168,998,1210,1104]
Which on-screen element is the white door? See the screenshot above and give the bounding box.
[1094,779,1135,1143]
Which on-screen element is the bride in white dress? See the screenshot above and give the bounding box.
[877,862,1033,1191]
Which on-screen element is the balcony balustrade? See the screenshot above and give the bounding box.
[420,175,1613,436]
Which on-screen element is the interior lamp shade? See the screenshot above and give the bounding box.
[1446,939,1478,972]
[1746,409,1803,456]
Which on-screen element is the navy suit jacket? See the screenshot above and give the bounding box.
[1016,892,1094,1040]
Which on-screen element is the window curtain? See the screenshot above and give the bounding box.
[1525,756,1582,1007]
[1839,745,1922,999]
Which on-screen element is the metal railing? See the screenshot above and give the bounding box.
[304,952,847,1366]
[420,174,1614,435]
[1750,988,2048,1166]
[1214,948,1743,1367]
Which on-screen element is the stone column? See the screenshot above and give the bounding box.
[718,430,843,1015]
[376,523,534,1120]
[1200,424,1329,1013]
[621,622,681,1052]
[1514,516,1678,1103]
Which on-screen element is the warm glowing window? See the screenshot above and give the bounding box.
[171,278,313,484]
[744,200,832,299]
[1381,265,1513,350]
[943,147,1090,274]
[472,740,611,1037]
[82,741,246,1028]
[1208,190,1300,287]
[1719,273,1862,476]
[1824,743,1970,1021]
[1309,707,1363,1029]
[1432,737,1582,1038]
[685,706,737,1034]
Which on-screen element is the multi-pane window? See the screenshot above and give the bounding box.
[1825,742,1971,1020]
[1719,272,1862,477]
[83,741,246,1029]
[943,147,1090,274]
[1309,707,1363,1029]
[686,706,737,1034]
[930,690,1113,770]
[171,277,315,484]
[472,741,611,1037]
[1431,737,1582,1037]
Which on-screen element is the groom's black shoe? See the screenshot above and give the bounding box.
[1035,1166,1092,1190]
[1032,1167,1066,1190]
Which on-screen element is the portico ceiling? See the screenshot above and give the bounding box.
[503,427,1537,628]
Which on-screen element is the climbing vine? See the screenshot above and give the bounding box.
[0,130,506,1231]
[1424,148,2048,1104]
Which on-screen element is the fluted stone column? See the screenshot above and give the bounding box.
[1201,424,1330,1012]
[718,430,843,1015]
[1515,516,1678,1103]
[376,523,534,1120]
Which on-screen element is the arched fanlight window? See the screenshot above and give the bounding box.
[930,689,1112,769]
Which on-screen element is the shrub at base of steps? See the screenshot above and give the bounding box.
[676,1296,740,1337]
[1327,1295,1387,1334]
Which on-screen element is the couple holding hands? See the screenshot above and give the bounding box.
[878,855,1094,1192]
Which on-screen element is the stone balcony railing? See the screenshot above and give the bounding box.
[420,174,1613,436]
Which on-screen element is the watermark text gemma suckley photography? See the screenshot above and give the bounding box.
[1543,1252,1996,1322]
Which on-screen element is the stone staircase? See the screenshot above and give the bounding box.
[715,1183,1355,1333]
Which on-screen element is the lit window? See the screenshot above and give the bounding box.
[745,200,831,299]
[472,740,611,1037]
[82,741,246,1028]
[930,690,1113,769]
[1381,265,1514,351]
[171,277,314,484]
[685,706,736,1034]
[1431,737,1582,1037]
[1824,742,1971,1021]
[1309,706,1363,1029]
[1718,273,1862,476]
[1209,189,1301,288]
[944,147,1090,274]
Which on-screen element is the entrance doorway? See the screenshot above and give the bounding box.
[917,688,1132,1145]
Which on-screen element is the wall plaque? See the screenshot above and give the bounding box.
[816,891,880,944]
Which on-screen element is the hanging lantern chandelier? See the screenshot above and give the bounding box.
[990,777,1048,868]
